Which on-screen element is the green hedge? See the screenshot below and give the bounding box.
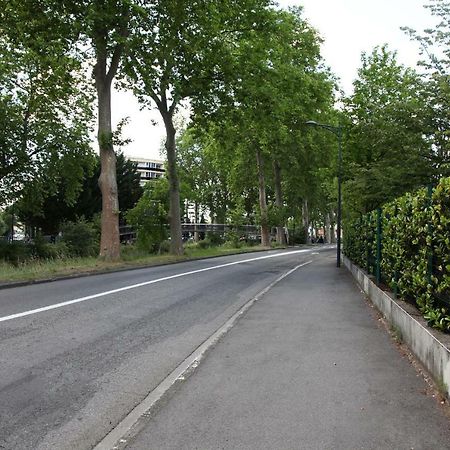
[344,177,450,332]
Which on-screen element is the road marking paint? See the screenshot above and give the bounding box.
[93,260,313,450]
[0,249,317,323]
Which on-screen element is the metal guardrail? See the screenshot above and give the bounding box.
[180,224,259,233]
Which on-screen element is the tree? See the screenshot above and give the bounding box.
[16,153,142,234]
[124,0,272,255]
[0,15,94,206]
[2,0,148,260]
[177,126,234,225]
[126,179,170,253]
[191,7,335,246]
[343,46,434,216]
[402,0,450,178]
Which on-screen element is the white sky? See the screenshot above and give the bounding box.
[112,0,436,160]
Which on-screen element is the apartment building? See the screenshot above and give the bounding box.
[128,157,165,186]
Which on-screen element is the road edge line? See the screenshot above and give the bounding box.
[93,260,313,450]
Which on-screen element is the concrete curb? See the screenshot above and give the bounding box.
[343,255,450,396]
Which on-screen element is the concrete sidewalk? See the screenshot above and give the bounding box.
[126,252,450,449]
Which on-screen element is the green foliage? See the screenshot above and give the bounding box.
[0,212,8,236]
[182,7,336,235]
[31,235,69,260]
[0,241,31,266]
[223,231,241,248]
[0,15,94,206]
[61,219,99,257]
[403,1,450,179]
[15,153,142,234]
[197,239,212,250]
[343,46,434,217]
[0,236,70,265]
[206,232,224,246]
[126,180,169,253]
[344,177,450,332]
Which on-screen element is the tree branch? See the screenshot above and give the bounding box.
[106,12,130,85]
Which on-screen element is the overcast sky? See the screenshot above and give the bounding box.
[112,0,435,160]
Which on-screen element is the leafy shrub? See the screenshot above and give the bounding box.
[344,177,450,332]
[30,235,69,260]
[61,219,98,257]
[158,240,170,254]
[288,227,307,245]
[0,240,31,266]
[126,182,168,254]
[197,238,211,249]
[224,231,241,248]
[206,232,223,245]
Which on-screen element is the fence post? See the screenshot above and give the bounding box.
[366,214,371,274]
[427,184,434,288]
[376,208,382,284]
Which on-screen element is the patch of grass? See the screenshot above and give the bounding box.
[390,324,404,344]
[0,244,268,284]
[436,377,449,400]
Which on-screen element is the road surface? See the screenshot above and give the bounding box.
[0,247,323,449]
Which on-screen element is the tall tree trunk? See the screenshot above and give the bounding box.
[325,212,332,244]
[273,160,286,245]
[194,202,199,242]
[162,112,183,255]
[96,78,120,261]
[330,210,337,243]
[93,16,128,261]
[302,198,311,244]
[256,148,270,247]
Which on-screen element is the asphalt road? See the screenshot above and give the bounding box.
[0,246,326,449]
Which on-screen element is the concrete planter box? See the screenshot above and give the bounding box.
[343,255,450,396]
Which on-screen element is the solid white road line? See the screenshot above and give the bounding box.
[93,260,313,450]
[0,248,319,323]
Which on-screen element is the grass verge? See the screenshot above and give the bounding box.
[0,244,272,284]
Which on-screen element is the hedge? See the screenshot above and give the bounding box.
[344,177,450,332]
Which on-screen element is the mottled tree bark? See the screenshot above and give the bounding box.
[256,148,270,247]
[330,210,337,243]
[194,202,199,242]
[162,112,183,255]
[302,198,311,244]
[95,56,120,261]
[325,212,332,244]
[273,160,286,245]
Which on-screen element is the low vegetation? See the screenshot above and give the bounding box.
[0,227,274,283]
[344,177,450,332]
[0,241,274,284]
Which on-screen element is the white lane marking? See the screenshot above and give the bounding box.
[0,248,315,324]
[94,260,313,450]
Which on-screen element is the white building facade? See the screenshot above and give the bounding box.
[128,157,165,186]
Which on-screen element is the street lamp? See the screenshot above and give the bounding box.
[305,120,343,268]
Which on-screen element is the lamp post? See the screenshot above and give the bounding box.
[305,120,343,268]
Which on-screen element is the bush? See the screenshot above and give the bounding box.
[0,240,31,266]
[158,240,170,254]
[206,232,224,245]
[30,235,69,260]
[61,219,98,257]
[224,231,241,248]
[344,177,450,332]
[197,238,211,249]
[288,227,307,245]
